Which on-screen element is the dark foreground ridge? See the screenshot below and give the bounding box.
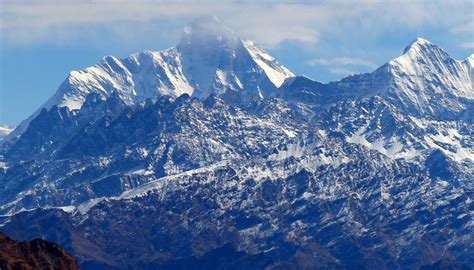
[0,232,78,270]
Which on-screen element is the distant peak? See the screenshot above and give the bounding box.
[390,37,454,73]
[412,37,431,45]
[465,54,474,67]
[466,54,474,61]
[280,75,319,88]
[403,37,434,54]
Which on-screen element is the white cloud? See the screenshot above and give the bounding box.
[1,0,472,48]
[333,57,377,69]
[329,67,355,75]
[308,57,377,69]
[307,58,331,65]
[460,42,474,49]
[451,20,474,34]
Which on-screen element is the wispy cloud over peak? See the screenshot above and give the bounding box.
[460,42,474,49]
[1,0,472,48]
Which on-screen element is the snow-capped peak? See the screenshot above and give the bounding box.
[5,17,294,141]
[465,54,474,67]
[398,37,451,63]
[48,16,293,105]
[243,40,294,87]
[176,16,293,97]
[402,37,433,54]
[301,37,474,119]
[175,16,294,88]
[385,37,474,117]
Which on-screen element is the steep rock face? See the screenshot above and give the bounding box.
[315,97,474,168]
[0,95,304,214]
[387,38,473,117]
[0,232,78,270]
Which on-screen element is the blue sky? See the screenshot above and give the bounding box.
[1,0,473,126]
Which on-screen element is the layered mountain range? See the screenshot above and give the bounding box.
[0,17,472,269]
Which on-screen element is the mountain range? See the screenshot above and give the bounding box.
[0,16,472,269]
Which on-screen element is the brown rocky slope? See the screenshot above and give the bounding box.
[0,232,78,270]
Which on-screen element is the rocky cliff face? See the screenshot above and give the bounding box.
[0,232,78,270]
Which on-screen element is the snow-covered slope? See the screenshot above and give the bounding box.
[5,16,293,142]
[49,16,292,109]
[336,39,473,162]
[279,38,473,166]
[305,38,474,119]
[388,38,473,116]
[242,40,294,87]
